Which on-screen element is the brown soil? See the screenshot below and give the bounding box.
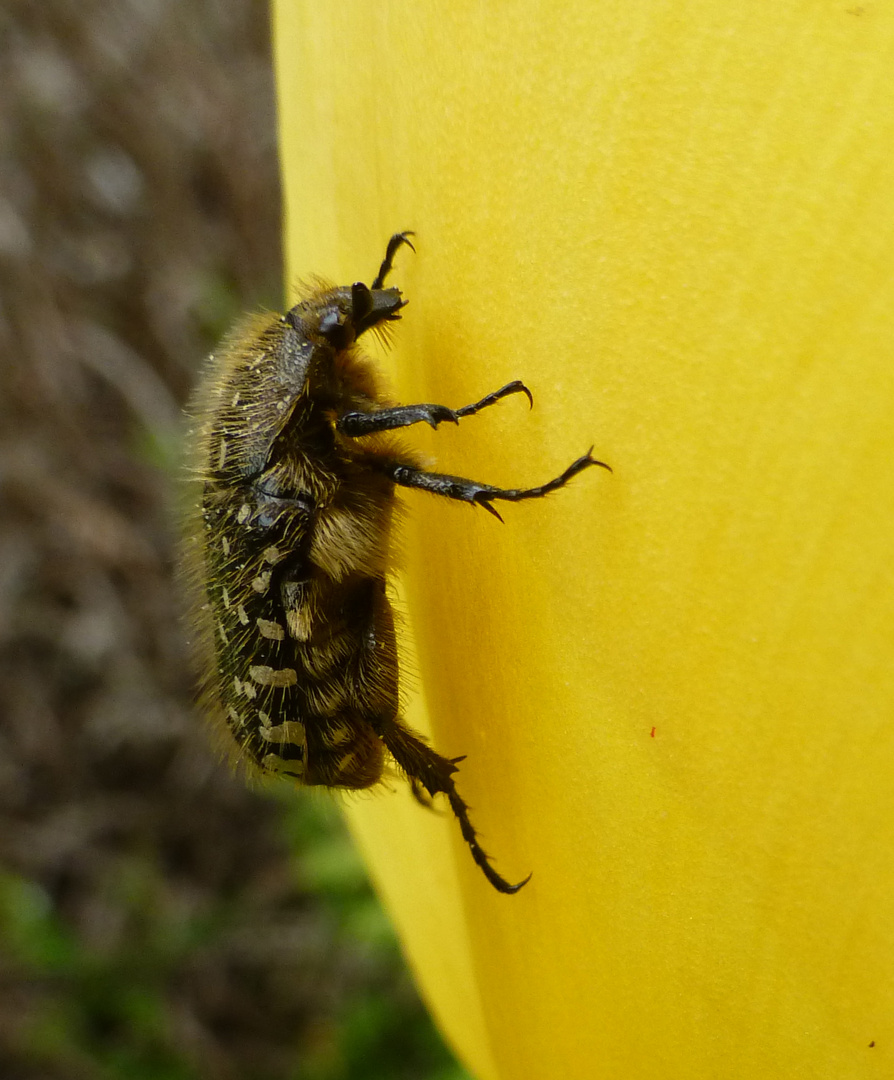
[0,5,454,1078]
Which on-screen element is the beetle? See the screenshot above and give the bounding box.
[182,233,610,892]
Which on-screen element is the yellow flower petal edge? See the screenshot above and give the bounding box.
[274,4,894,1078]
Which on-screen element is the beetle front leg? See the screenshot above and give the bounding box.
[337,380,533,437]
[371,231,416,289]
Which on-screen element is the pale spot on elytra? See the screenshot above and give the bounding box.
[261,753,304,777]
[251,572,271,594]
[249,665,297,688]
[259,721,305,746]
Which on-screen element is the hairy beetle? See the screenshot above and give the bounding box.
[182,233,610,892]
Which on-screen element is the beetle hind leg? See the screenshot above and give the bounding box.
[375,715,530,894]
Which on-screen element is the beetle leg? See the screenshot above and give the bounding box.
[338,380,533,437]
[408,776,436,809]
[371,231,416,289]
[373,714,530,894]
[378,448,611,522]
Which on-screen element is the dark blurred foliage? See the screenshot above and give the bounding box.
[0,3,465,1078]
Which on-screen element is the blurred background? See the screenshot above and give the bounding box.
[0,3,466,1078]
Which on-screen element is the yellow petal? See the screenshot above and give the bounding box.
[275,4,894,1078]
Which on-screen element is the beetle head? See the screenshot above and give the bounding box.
[286,284,405,351]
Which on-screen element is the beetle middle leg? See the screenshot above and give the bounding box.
[377,448,611,521]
